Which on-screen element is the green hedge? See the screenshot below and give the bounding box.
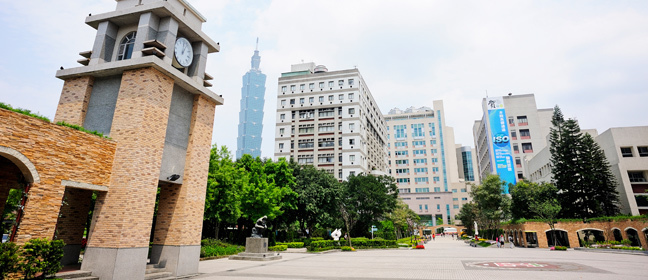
[554,246,567,251]
[277,242,304,248]
[200,239,245,258]
[308,238,398,251]
[505,214,648,225]
[0,102,50,122]
[268,245,287,251]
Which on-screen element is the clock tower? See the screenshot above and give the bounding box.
[54,1,223,279]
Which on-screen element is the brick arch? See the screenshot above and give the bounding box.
[0,146,40,183]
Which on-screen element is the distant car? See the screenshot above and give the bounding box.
[2,234,8,243]
[443,227,457,234]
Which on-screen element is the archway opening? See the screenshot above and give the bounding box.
[626,228,641,247]
[613,228,623,241]
[0,155,30,243]
[546,230,570,247]
[577,229,605,247]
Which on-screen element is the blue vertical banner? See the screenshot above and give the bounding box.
[487,97,516,192]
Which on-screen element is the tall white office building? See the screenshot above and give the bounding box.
[385,102,475,226]
[473,94,552,189]
[274,63,387,179]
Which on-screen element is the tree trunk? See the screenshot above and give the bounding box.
[214,221,221,240]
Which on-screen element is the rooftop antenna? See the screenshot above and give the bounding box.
[255,37,258,51]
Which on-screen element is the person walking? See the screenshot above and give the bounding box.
[432,233,435,241]
[496,237,500,248]
[508,235,514,248]
[499,234,505,248]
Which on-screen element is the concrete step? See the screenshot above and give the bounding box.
[146,267,167,274]
[145,272,173,280]
[55,270,95,279]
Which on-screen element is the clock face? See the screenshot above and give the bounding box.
[174,37,193,68]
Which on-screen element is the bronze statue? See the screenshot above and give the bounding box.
[251,216,268,238]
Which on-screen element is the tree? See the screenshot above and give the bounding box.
[285,164,341,237]
[531,198,561,246]
[549,106,620,219]
[236,155,296,230]
[471,175,511,239]
[386,200,420,239]
[455,202,476,235]
[338,173,399,246]
[510,181,557,220]
[204,145,245,239]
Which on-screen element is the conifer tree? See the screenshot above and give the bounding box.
[549,106,620,219]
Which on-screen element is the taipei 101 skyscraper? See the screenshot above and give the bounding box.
[236,39,266,159]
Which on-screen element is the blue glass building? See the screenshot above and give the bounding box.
[236,41,266,159]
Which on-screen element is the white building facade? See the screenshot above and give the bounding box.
[527,126,648,215]
[385,103,474,226]
[274,63,387,179]
[473,94,552,186]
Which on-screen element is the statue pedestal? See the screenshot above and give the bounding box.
[229,238,282,261]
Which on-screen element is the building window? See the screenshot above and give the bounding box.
[415,177,429,184]
[522,143,533,153]
[413,140,425,146]
[639,147,648,157]
[298,140,314,149]
[394,125,407,139]
[279,143,284,149]
[453,205,459,209]
[395,151,409,156]
[461,198,468,201]
[515,158,521,167]
[318,137,335,147]
[338,80,344,86]
[318,154,334,163]
[349,123,355,130]
[339,94,344,100]
[309,83,315,90]
[328,95,334,101]
[396,168,410,174]
[348,108,355,114]
[430,140,436,146]
[328,81,334,88]
[513,144,519,153]
[628,171,646,182]
[300,84,305,90]
[348,93,354,99]
[415,188,429,192]
[297,155,313,164]
[413,158,427,164]
[318,123,335,133]
[621,147,633,157]
[309,97,314,103]
[281,100,286,106]
[349,139,355,145]
[290,99,295,105]
[299,110,314,119]
[461,188,467,192]
[319,96,324,102]
[517,116,528,125]
[520,129,530,138]
[411,124,424,138]
[319,82,325,89]
[430,149,437,154]
[348,79,354,86]
[397,178,411,184]
[413,149,426,155]
[117,31,137,61]
[349,171,355,176]
[280,114,285,120]
[300,98,305,104]
[432,167,439,173]
[517,172,524,179]
[290,85,296,91]
[425,204,429,210]
[281,86,287,92]
[319,108,334,117]
[279,128,284,135]
[508,117,514,125]
[511,130,517,139]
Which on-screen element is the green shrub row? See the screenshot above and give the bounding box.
[341,246,353,251]
[200,239,245,258]
[554,246,567,251]
[276,242,304,248]
[0,238,65,279]
[506,214,648,225]
[308,238,398,251]
[56,121,110,139]
[268,245,287,251]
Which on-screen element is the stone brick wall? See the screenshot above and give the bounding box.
[0,108,116,244]
[55,188,93,246]
[54,76,94,125]
[153,95,215,246]
[86,67,174,248]
[503,219,648,249]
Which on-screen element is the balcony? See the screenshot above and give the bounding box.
[523,149,533,153]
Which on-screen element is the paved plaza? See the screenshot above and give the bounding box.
[193,236,648,280]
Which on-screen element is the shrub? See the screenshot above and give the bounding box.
[554,246,567,251]
[268,245,287,251]
[0,102,51,122]
[56,121,110,139]
[477,241,492,247]
[341,246,354,251]
[200,239,245,258]
[0,242,20,279]
[621,239,632,246]
[20,238,66,279]
[276,242,304,248]
[415,245,425,249]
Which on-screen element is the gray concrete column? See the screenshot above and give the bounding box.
[188,41,208,83]
[149,245,200,277]
[157,17,179,65]
[132,12,160,59]
[90,21,118,65]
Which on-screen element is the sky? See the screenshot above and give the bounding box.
[1,0,647,159]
